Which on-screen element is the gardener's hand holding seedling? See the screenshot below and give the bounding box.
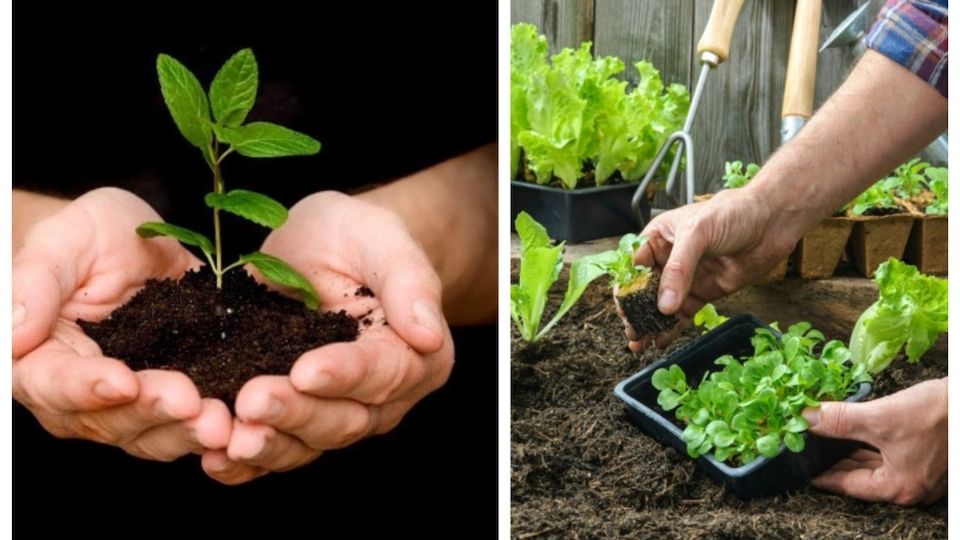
[204,146,495,484]
[13,188,232,461]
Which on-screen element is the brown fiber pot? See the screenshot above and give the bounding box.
[850,214,915,277]
[904,215,948,275]
[795,217,855,279]
[758,257,788,283]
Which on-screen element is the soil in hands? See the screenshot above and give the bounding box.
[512,273,946,539]
[79,267,359,406]
[618,272,679,337]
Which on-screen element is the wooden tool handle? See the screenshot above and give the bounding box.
[696,0,747,64]
[782,0,822,118]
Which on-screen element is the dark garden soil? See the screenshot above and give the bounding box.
[79,268,358,406]
[617,272,679,337]
[512,277,947,539]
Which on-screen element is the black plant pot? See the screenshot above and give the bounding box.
[614,313,872,500]
[511,181,650,243]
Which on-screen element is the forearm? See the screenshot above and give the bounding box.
[357,144,497,325]
[747,50,947,243]
[12,190,70,256]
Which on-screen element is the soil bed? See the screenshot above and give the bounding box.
[512,276,946,539]
[80,268,359,406]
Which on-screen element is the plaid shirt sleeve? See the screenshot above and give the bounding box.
[865,0,948,97]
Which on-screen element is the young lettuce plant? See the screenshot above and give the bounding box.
[924,166,948,215]
[722,160,760,189]
[849,258,948,373]
[693,303,729,334]
[653,322,871,465]
[510,212,614,342]
[138,49,320,308]
[884,157,929,199]
[846,180,901,216]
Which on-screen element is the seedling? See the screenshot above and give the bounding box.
[653,259,947,466]
[653,322,871,465]
[137,49,320,309]
[510,212,614,342]
[693,303,728,334]
[924,166,948,215]
[721,160,760,189]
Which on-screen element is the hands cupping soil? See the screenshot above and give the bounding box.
[13,189,454,485]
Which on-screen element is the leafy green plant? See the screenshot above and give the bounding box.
[885,157,928,199]
[925,166,948,215]
[585,234,651,289]
[846,180,900,216]
[653,323,871,465]
[722,161,760,189]
[137,49,320,308]
[510,212,613,342]
[693,303,729,333]
[510,23,690,189]
[849,258,948,373]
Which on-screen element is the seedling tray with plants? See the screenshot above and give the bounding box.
[615,314,871,499]
[509,24,689,243]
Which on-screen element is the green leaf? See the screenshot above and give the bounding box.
[205,189,288,229]
[209,48,258,127]
[651,368,672,391]
[238,251,320,310]
[218,122,320,158]
[756,433,782,458]
[511,213,564,342]
[657,389,681,411]
[784,432,805,453]
[536,248,617,340]
[137,222,213,254]
[157,53,212,149]
[693,303,729,334]
[784,416,809,433]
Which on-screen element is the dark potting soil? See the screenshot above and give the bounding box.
[619,272,679,337]
[79,268,359,406]
[512,275,946,539]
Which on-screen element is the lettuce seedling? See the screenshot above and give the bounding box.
[693,303,729,334]
[510,212,614,342]
[886,157,929,199]
[653,322,870,465]
[137,49,320,309]
[721,160,760,189]
[846,180,900,216]
[849,258,948,373]
[925,167,948,215]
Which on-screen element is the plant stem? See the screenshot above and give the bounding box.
[212,142,224,289]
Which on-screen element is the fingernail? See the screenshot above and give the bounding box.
[208,454,231,472]
[802,408,820,427]
[257,398,285,422]
[658,289,678,313]
[12,303,25,330]
[93,380,129,402]
[412,299,444,338]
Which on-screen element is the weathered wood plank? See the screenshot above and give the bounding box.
[511,0,595,55]
[592,0,694,87]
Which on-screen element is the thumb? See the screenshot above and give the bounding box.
[361,230,445,354]
[657,221,707,315]
[803,401,878,445]
[13,256,69,359]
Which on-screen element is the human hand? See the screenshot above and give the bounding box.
[804,378,947,505]
[622,188,795,352]
[13,187,232,461]
[203,191,454,484]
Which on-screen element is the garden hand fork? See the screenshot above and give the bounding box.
[632,0,746,228]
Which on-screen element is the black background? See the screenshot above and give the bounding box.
[13,3,497,537]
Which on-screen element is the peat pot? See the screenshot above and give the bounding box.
[614,314,872,499]
[795,217,855,279]
[904,215,948,275]
[849,214,914,277]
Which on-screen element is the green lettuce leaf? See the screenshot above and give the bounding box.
[849,258,948,373]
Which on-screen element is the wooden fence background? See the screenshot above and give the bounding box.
[512,0,881,205]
